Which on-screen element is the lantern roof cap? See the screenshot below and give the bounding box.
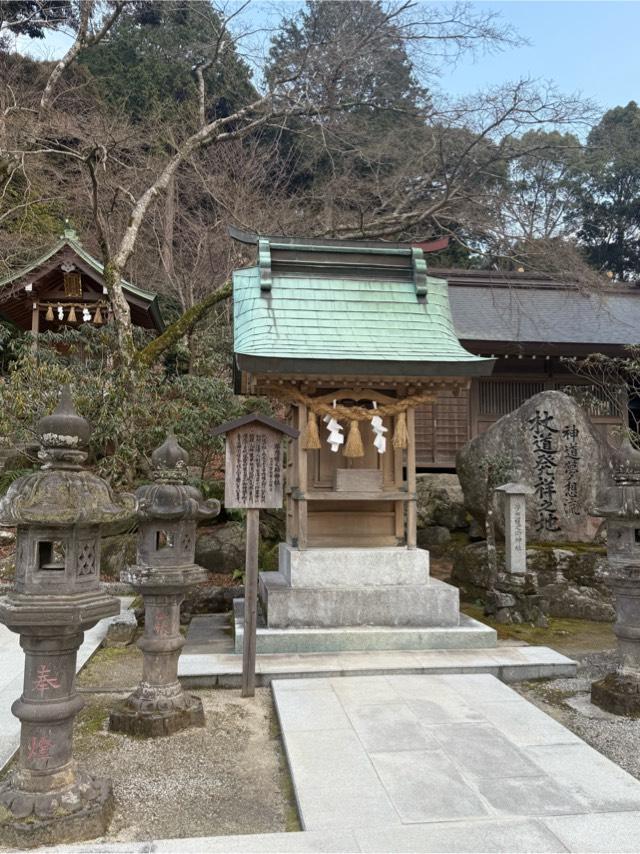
[36,385,90,467]
[151,433,190,477]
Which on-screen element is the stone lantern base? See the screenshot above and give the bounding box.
[0,766,113,850]
[591,671,640,716]
[109,684,204,737]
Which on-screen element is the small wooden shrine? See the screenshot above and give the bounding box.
[230,229,493,550]
[0,222,163,345]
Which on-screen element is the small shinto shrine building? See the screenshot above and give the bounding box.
[230,230,496,652]
[0,224,163,346]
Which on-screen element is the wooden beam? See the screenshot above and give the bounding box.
[30,301,39,354]
[406,407,417,549]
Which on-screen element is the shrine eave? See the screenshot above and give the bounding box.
[235,353,494,379]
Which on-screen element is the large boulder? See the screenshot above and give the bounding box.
[195,522,246,573]
[457,391,609,543]
[416,473,468,531]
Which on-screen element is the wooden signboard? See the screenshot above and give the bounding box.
[213,413,298,697]
[224,424,285,510]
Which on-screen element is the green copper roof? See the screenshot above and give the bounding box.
[233,264,491,376]
[0,225,164,331]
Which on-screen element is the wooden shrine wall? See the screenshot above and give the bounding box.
[415,372,625,470]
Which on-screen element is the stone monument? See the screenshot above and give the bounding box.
[0,386,135,849]
[458,391,607,543]
[591,438,640,715]
[495,482,534,574]
[109,434,220,736]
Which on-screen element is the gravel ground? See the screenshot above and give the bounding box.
[0,644,298,848]
[516,648,640,781]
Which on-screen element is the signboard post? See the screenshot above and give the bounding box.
[213,413,298,696]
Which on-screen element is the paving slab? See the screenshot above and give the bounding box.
[178,644,576,688]
[544,811,640,852]
[35,813,640,852]
[272,673,640,850]
[0,597,133,772]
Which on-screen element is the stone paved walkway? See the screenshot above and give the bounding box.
[0,598,132,772]
[270,673,640,851]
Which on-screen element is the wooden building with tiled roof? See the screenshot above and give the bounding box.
[0,223,163,345]
[416,269,637,469]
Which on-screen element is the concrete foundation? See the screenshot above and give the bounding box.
[250,545,493,654]
[233,600,496,654]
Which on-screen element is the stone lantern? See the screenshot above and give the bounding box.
[109,434,220,737]
[591,437,640,714]
[0,386,135,849]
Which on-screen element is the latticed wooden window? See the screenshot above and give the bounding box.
[63,272,82,297]
[555,383,624,418]
[478,380,545,416]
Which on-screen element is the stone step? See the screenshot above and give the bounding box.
[178,645,577,688]
[279,543,430,588]
[233,599,496,654]
[260,571,460,628]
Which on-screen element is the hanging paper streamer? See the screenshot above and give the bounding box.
[323,414,344,453]
[82,307,91,322]
[57,305,64,321]
[371,414,388,454]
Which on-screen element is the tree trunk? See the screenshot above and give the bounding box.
[103,262,136,368]
[161,175,176,278]
[135,281,232,369]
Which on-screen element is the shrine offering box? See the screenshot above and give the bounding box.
[334,468,384,493]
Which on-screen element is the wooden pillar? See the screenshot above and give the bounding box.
[406,407,417,549]
[242,508,259,698]
[30,301,39,354]
[296,403,308,550]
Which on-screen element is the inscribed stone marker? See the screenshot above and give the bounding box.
[495,482,534,575]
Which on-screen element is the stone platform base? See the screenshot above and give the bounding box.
[591,672,640,717]
[109,693,205,737]
[0,769,112,849]
[262,545,459,629]
[233,599,496,654]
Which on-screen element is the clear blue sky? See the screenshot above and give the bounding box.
[436,1,640,111]
[16,1,640,113]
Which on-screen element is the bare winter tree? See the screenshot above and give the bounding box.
[2,0,597,367]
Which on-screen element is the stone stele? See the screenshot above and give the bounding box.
[457,390,609,543]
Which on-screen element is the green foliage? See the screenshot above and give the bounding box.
[79,1,255,124]
[0,324,245,489]
[0,1,75,40]
[265,0,430,215]
[575,101,640,280]
[0,466,36,497]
